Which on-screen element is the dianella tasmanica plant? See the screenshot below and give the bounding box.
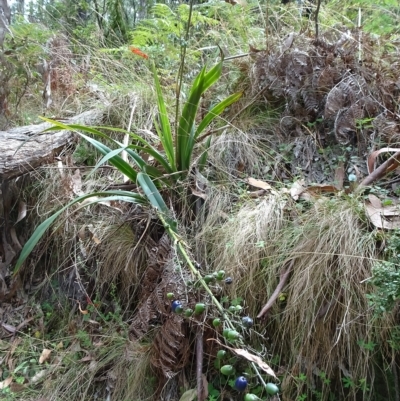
[14,58,241,273]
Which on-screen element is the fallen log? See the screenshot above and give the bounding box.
[0,109,102,300]
[0,109,102,181]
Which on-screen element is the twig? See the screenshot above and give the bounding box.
[314,0,322,38]
[356,151,400,190]
[257,260,294,319]
[196,328,204,401]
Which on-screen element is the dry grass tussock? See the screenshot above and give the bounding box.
[197,190,289,317]
[200,193,397,399]
[208,127,270,178]
[22,165,153,307]
[276,198,377,400]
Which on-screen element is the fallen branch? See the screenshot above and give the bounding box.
[357,151,400,190]
[196,328,205,401]
[257,259,294,319]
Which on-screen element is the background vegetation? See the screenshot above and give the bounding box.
[1,0,400,400]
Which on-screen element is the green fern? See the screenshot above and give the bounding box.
[131,4,218,59]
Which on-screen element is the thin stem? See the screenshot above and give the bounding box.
[158,212,272,391]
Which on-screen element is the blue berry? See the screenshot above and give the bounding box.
[242,316,254,328]
[225,277,233,285]
[171,300,183,313]
[234,376,248,392]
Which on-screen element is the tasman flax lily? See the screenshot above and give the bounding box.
[14,59,241,273]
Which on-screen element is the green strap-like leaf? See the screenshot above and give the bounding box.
[198,136,212,172]
[78,133,139,182]
[129,145,173,175]
[201,61,223,93]
[137,172,168,213]
[182,91,242,170]
[14,191,145,274]
[195,92,242,138]
[152,62,175,171]
[176,67,206,171]
[137,172,177,231]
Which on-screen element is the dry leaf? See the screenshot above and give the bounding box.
[10,228,22,250]
[78,225,87,240]
[31,370,49,384]
[290,180,306,200]
[10,382,26,392]
[15,201,27,224]
[77,301,88,315]
[57,160,64,177]
[367,147,400,174]
[0,376,12,389]
[368,194,382,209]
[80,355,94,362]
[39,349,51,364]
[307,184,339,194]
[247,177,272,191]
[207,338,277,378]
[365,202,400,230]
[232,348,277,378]
[71,169,83,196]
[179,389,197,401]
[191,188,207,200]
[89,360,98,371]
[334,162,345,190]
[1,323,16,333]
[282,32,295,51]
[91,235,101,244]
[201,374,209,399]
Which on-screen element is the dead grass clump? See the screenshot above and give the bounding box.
[22,166,152,310]
[198,192,289,318]
[208,128,268,178]
[273,197,376,400]
[94,218,151,305]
